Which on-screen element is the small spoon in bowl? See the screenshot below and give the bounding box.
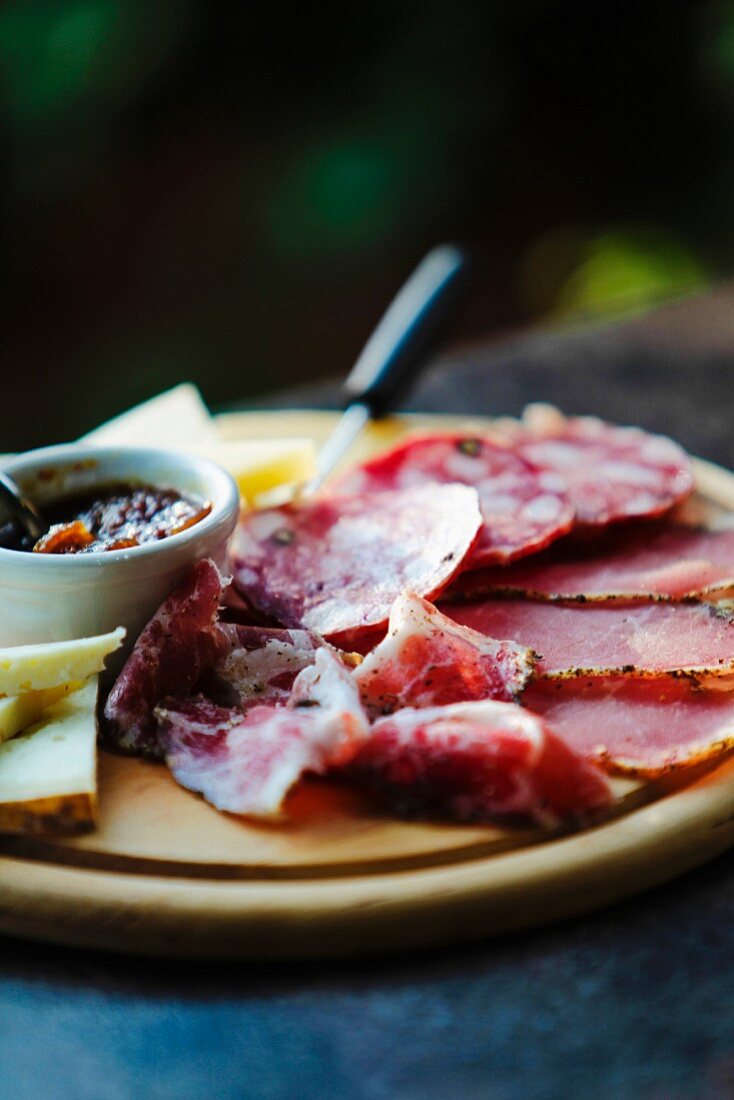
[0,470,48,546]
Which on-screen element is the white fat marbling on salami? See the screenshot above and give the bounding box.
[524,677,734,776]
[158,648,369,817]
[231,483,482,644]
[441,598,734,679]
[350,700,611,825]
[354,592,535,717]
[496,406,693,528]
[332,434,574,566]
[447,526,734,604]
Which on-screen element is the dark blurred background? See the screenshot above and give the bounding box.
[2,1,733,449]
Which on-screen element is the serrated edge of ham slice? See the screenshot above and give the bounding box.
[353,591,536,716]
[350,700,612,827]
[157,648,369,818]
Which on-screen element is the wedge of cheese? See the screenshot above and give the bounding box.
[81,382,317,503]
[0,628,124,695]
[0,678,98,834]
[0,683,81,744]
[81,382,219,448]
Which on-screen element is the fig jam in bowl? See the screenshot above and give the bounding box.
[0,445,239,655]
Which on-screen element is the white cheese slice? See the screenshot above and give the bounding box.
[81,383,218,448]
[0,682,81,743]
[0,628,124,695]
[0,678,98,834]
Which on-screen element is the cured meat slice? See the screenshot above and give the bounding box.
[446,526,734,604]
[231,484,482,644]
[354,591,535,717]
[158,648,369,817]
[350,701,612,825]
[333,433,573,565]
[214,624,325,708]
[104,558,228,757]
[495,405,693,528]
[524,677,734,776]
[441,598,734,679]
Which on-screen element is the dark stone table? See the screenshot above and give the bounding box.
[3,293,734,1100]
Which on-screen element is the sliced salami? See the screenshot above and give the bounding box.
[446,525,734,604]
[104,558,228,757]
[496,405,694,528]
[158,648,369,817]
[524,676,734,776]
[350,701,612,826]
[354,591,535,717]
[230,483,482,644]
[333,433,574,566]
[441,598,734,679]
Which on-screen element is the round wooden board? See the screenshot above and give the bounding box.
[2,411,734,960]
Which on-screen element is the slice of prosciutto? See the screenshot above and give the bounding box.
[354,591,535,717]
[230,483,482,645]
[332,433,574,566]
[157,648,369,817]
[524,677,734,776]
[104,558,228,757]
[441,598,734,679]
[446,526,734,604]
[495,405,693,529]
[213,624,325,708]
[350,700,612,826]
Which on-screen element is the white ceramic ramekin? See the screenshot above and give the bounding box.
[0,445,240,660]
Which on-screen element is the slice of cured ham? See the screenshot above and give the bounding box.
[214,624,325,708]
[441,598,734,679]
[332,433,574,566]
[230,483,482,644]
[447,525,734,604]
[104,558,228,757]
[350,700,612,826]
[354,591,535,717]
[495,405,693,528]
[524,677,734,776]
[158,648,369,817]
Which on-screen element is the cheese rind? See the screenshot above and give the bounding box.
[0,628,124,695]
[0,678,98,834]
[0,683,81,743]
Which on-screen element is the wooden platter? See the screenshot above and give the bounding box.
[1,411,734,960]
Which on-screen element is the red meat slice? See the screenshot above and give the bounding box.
[333,433,573,566]
[524,676,734,776]
[353,591,535,717]
[496,405,693,528]
[231,483,482,645]
[446,525,734,604]
[215,624,326,708]
[157,648,369,817]
[441,598,734,679]
[350,700,612,826]
[104,558,229,757]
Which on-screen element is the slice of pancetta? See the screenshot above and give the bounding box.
[494,405,693,529]
[230,483,482,645]
[350,700,612,826]
[524,676,734,775]
[104,558,229,757]
[447,526,734,604]
[441,598,734,679]
[353,591,535,717]
[157,648,369,817]
[332,432,574,566]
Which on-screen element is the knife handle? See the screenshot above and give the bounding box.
[342,244,469,418]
